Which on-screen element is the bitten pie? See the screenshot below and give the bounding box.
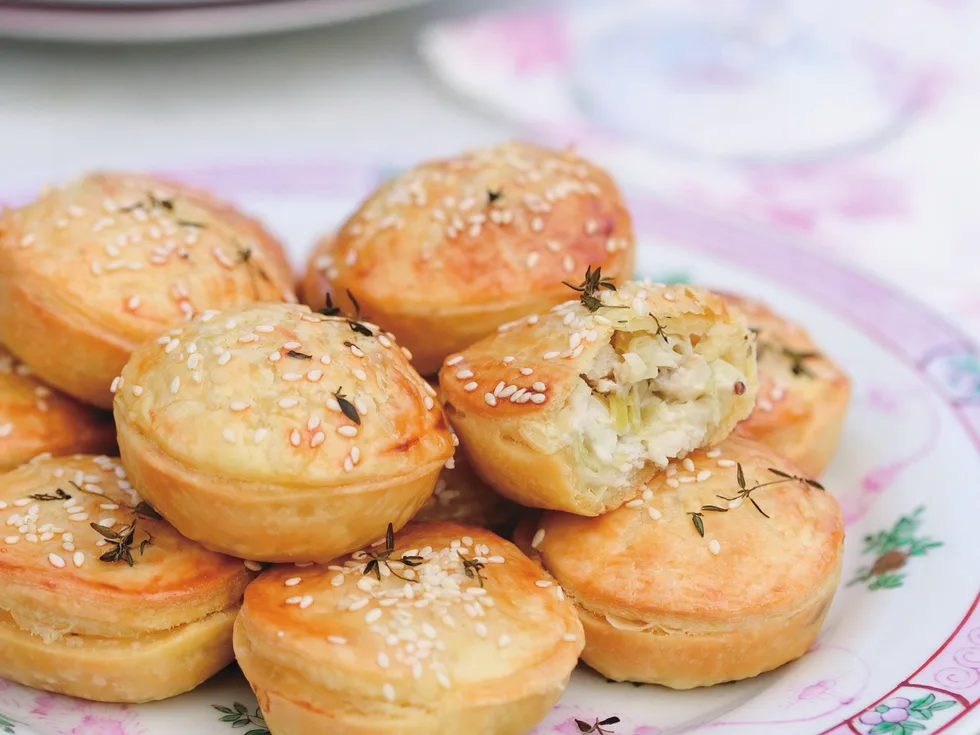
[0,454,253,702]
[440,279,758,516]
[234,522,584,735]
[0,345,116,471]
[0,172,296,408]
[725,294,851,477]
[302,141,635,375]
[113,303,454,562]
[521,435,844,689]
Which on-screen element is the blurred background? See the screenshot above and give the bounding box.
[0,0,978,337]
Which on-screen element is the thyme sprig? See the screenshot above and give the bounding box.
[457,552,487,588]
[28,488,71,501]
[316,290,373,336]
[89,520,151,567]
[333,387,361,425]
[563,266,620,312]
[575,717,621,734]
[688,464,824,537]
[363,524,423,582]
[487,188,503,205]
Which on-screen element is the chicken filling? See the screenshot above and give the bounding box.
[562,320,748,493]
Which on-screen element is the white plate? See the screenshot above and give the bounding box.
[1,158,979,735]
[0,0,432,43]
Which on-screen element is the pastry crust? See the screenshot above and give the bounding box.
[303,142,635,375]
[0,345,116,471]
[725,294,851,477]
[440,281,758,516]
[113,303,455,562]
[234,522,584,735]
[0,454,252,702]
[523,435,844,689]
[0,172,296,408]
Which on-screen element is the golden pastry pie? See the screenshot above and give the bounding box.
[725,294,851,477]
[522,435,843,689]
[113,303,454,562]
[234,522,584,735]
[0,345,116,471]
[0,172,296,408]
[440,279,758,515]
[303,141,635,375]
[0,454,252,702]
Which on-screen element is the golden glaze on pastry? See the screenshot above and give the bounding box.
[522,435,843,689]
[304,142,635,375]
[0,173,296,408]
[440,280,758,516]
[234,522,584,735]
[114,303,454,562]
[725,294,851,477]
[0,345,116,471]
[0,454,252,702]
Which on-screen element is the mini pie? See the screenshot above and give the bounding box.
[522,435,844,689]
[234,522,584,735]
[725,294,851,477]
[113,302,455,562]
[0,454,252,702]
[303,141,635,375]
[440,280,758,516]
[0,345,116,471]
[0,172,296,409]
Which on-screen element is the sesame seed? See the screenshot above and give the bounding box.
[222,428,236,444]
[244,560,264,571]
[446,355,463,366]
[311,432,326,448]
[48,553,65,569]
[282,373,303,382]
[285,596,303,605]
[648,507,662,520]
[307,370,323,382]
[697,470,712,482]
[330,574,345,587]
[4,537,18,545]
[253,428,268,444]
[354,397,368,415]
[110,376,121,394]
[463,382,478,392]
[283,341,302,350]
[709,540,721,555]
[683,458,696,472]
[365,608,382,624]
[543,351,560,360]
[728,497,743,509]
[165,339,180,354]
[456,369,474,380]
[170,377,180,394]
[377,652,390,669]
[484,393,497,407]
[328,635,347,645]
[269,352,282,363]
[424,396,435,410]
[326,398,341,412]
[230,401,249,412]
[218,352,231,366]
[666,478,680,489]
[72,551,85,567]
[308,416,321,431]
[626,498,644,508]
[284,577,302,587]
[278,398,299,409]
[706,449,722,458]
[530,394,547,404]
[502,356,516,364]
[535,580,553,588]
[526,252,540,268]
[290,430,302,446]
[531,529,546,549]
[718,459,736,468]
[320,355,332,365]
[382,683,395,702]
[299,596,313,609]
[338,426,358,438]
[532,381,546,392]
[68,513,88,522]
[520,367,533,375]
[349,344,364,358]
